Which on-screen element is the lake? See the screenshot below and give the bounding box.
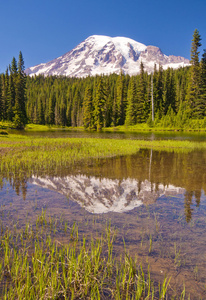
[1,130,206,299]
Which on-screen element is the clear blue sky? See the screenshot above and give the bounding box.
[0,0,206,73]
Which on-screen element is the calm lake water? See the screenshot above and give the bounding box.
[1,131,206,299]
[9,128,206,141]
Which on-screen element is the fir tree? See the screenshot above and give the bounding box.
[155,64,164,115]
[198,49,206,118]
[71,88,80,127]
[163,68,176,115]
[47,96,55,125]
[186,29,202,117]
[14,52,27,128]
[93,76,106,130]
[83,85,93,129]
[7,74,15,121]
[125,77,137,125]
[116,71,126,125]
[136,62,146,123]
[0,76,2,120]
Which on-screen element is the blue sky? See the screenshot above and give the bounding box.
[0,0,206,73]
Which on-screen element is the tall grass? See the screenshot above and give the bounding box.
[0,213,175,299]
[1,135,206,178]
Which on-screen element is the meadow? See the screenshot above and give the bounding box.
[1,134,206,178]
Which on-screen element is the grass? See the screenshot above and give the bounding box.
[104,123,206,133]
[1,134,206,179]
[0,212,176,299]
[1,119,205,132]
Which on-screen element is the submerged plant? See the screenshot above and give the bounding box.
[0,215,176,299]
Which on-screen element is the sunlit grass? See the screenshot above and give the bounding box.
[1,135,206,178]
[0,212,174,299]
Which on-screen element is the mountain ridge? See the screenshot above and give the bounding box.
[30,174,185,214]
[26,35,190,77]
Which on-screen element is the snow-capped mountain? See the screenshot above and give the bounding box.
[26,35,190,77]
[30,175,185,214]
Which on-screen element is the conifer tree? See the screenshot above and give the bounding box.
[93,76,106,130]
[47,96,55,125]
[37,99,45,124]
[125,77,137,125]
[71,88,80,127]
[11,57,18,78]
[7,73,15,121]
[163,68,176,115]
[83,85,93,129]
[198,49,206,118]
[116,71,126,125]
[156,65,164,115]
[1,70,9,120]
[0,76,2,120]
[13,52,27,128]
[186,29,202,117]
[136,62,146,123]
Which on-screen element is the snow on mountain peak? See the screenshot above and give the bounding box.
[26,35,190,77]
[30,174,185,214]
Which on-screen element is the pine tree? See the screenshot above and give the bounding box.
[136,62,146,123]
[93,76,106,130]
[71,88,80,127]
[0,76,2,121]
[156,65,164,115]
[13,52,27,128]
[198,49,206,118]
[7,74,15,121]
[37,99,45,124]
[186,29,202,117]
[11,57,18,78]
[163,68,176,115]
[125,77,137,125]
[116,71,126,125]
[47,96,55,125]
[83,85,93,129]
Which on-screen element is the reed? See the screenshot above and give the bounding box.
[0,214,178,299]
[1,135,206,180]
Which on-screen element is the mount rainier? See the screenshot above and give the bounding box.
[26,35,190,77]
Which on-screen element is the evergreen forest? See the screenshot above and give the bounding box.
[0,29,206,130]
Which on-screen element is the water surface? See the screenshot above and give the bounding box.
[9,128,206,141]
[1,143,206,298]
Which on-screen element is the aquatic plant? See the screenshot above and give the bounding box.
[0,214,175,299]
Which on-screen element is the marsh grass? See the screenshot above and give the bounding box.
[1,135,206,179]
[0,213,175,300]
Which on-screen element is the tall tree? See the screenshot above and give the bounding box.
[0,76,2,120]
[83,85,93,129]
[13,52,27,128]
[125,77,137,125]
[186,29,202,117]
[93,76,106,130]
[198,49,206,118]
[163,68,176,115]
[1,70,9,120]
[116,71,126,125]
[136,62,146,123]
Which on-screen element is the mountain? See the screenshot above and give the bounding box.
[30,175,185,214]
[26,35,190,77]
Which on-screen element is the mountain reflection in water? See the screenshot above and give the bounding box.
[2,149,206,222]
[30,175,185,214]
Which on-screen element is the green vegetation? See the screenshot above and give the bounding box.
[0,211,175,299]
[1,135,206,178]
[0,52,27,129]
[0,30,206,131]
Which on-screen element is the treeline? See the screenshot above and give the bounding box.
[25,66,191,129]
[0,30,206,130]
[0,52,27,129]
